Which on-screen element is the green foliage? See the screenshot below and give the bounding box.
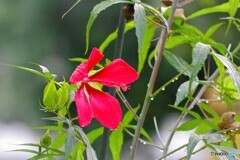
[137,21,155,73]
[110,128,123,160]
[174,80,198,106]
[187,134,200,160]
[85,0,131,53]
[65,127,76,159]
[187,2,240,20]
[163,50,191,77]
[99,21,135,52]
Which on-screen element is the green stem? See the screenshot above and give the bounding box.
[158,144,188,160]
[128,1,179,159]
[99,4,126,160]
[151,64,192,98]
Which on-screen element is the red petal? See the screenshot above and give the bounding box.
[88,59,139,89]
[85,84,122,129]
[69,48,103,84]
[87,48,104,71]
[69,62,88,84]
[75,85,93,127]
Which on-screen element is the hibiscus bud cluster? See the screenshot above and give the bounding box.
[40,130,52,148]
[43,80,69,112]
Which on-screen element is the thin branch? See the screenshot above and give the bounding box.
[153,117,164,147]
[124,129,163,151]
[116,89,139,121]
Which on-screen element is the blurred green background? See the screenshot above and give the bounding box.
[0,0,239,159]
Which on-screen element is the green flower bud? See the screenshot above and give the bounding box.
[43,80,69,112]
[40,130,52,148]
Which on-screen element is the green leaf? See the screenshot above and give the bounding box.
[187,2,240,20]
[99,21,135,52]
[137,21,156,73]
[190,42,210,81]
[226,0,239,34]
[211,51,240,98]
[176,119,200,131]
[140,2,169,31]
[174,80,198,106]
[165,35,192,49]
[42,116,67,123]
[9,149,39,154]
[85,0,130,53]
[134,3,146,72]
[51,133,67,150]
[87,127,104,144]
[122,105,140,126]
[170,105,201,120]
[2,63,45,78]
[198,102,220,121]
[70,142,85,160]
[33,126,65,131]
[204,23,224,39]
[163,50,191,77]
[74,126,98,160]
[65,127,76,160]
[195,119,218,134]
[110,128,123,160]
[187,134,200,160]
[126,125,152,142]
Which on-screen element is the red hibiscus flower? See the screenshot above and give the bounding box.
[69,48,138,129]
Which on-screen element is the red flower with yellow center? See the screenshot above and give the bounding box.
[69,48,138,129]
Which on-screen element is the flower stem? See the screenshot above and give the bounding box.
[128,1,179,159]
[99,4,126,160]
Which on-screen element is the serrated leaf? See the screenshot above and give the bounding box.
[138,22,156,73]
[122,105,140,126]
[187,2,240,20]
[74,126,97,160]
[198,102,220,121]
[99,21,135,52]
[110,128,123,160]
[134,3,146,72]
[163,50,191,77]
[211,51,240,98]
[65,127,76,160]
[87,127,104,144]
[85,0,130,53]
[174,80,198,106]
[204,23,224,39]
[187,134,200,160]
[176,119,200,131]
